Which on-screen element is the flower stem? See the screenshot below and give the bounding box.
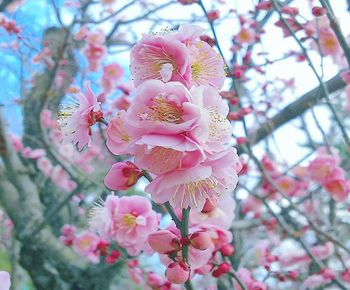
[142,169,194,289]
[180,207,190,263]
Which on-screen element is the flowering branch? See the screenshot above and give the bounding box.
[271,0,350,147]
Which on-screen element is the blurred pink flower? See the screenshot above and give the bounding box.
[102,63,124,94]
[59,82,102,150]
[74,231,100,263]
[0,271,11,290]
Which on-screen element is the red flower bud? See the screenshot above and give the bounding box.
[166,261,190,284]
[312,6,327,17]
[220,244,235,256]
[189,231,212,250]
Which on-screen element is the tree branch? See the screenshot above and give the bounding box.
[237,73,346,154]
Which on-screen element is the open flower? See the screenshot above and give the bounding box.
[90,195,159,256]
[126,80,201,136]
[146,148,240,210]
[59,82,103,150]
[130,34,191,87]
[188,40,225,89]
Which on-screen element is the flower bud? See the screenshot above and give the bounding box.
[147,272,163,288]
[104,161,142,190]
[201,197,218,213]
[148,230,181,254]
[166,261,190,284]
[189,231,211,250]
[195,263,213,275]
[212,262,231,278]
[312,6,327,17]
[220,244,235,256]
[208,9,220,22]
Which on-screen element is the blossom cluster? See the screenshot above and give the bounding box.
[105,25,241,211]
[58,24,243,286]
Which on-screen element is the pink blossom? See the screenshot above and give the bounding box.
[74,25,88,41]
[126,80,201,136]
[87,30,106,44]
[319,29,341,57]
[207,10,220,22]
[59,82,102,150]
[41,109,56,128]
[84,43,107,72]
[0,271,11,290]
[341,269,350,283]
[113,96,131,111]
[301,270,335,290]
[73,231,100,263]
[104,161,143,190]
[90,195,159,256]
[8,133,23,152]
[134,144,203,176]
[146,147,239,210]
[130,34,191,87]
[106,110,136,155]
[190,193,236,229]
[308,155,338,184]
[148,230,181,254]
[341,71,350,84]
[129,266,144,285]
[51,165,76,192]
[60,224,76,246]
[159,224,214,270]
[102,63,124,94]
[324,178,349,202]
[236,268,266,290]
[190,85,232,152]
[37,157,53,177]
[236,27,256,44]
[166,261,190,284]
[188,41,226,89]
[189,230,211,250]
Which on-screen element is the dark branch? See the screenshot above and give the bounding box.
[237,73,346,154]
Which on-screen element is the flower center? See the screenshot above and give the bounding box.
[122,214,137,228]
[142,96,183,123]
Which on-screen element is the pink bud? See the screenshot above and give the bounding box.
[220,244,235,256]
[201,197,218,213]
[312,6,327,17]
[207,9,220,22]
[166,261,190,284]
[195,263,213,275]
[288,270,299,280]
[147,272,163,288]
[250,281,267,290]
[189,231,212,250]
[148,230,181,254]
[212,262,231,278]
[104,161,142,190]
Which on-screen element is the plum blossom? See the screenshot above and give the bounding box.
[101,63,124,94]
[130,33,191,87]
[104,161,143,191]
[59,82,103,150]
[73,231,101,263]
[190,193,236,229]
[90,195,159,256]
